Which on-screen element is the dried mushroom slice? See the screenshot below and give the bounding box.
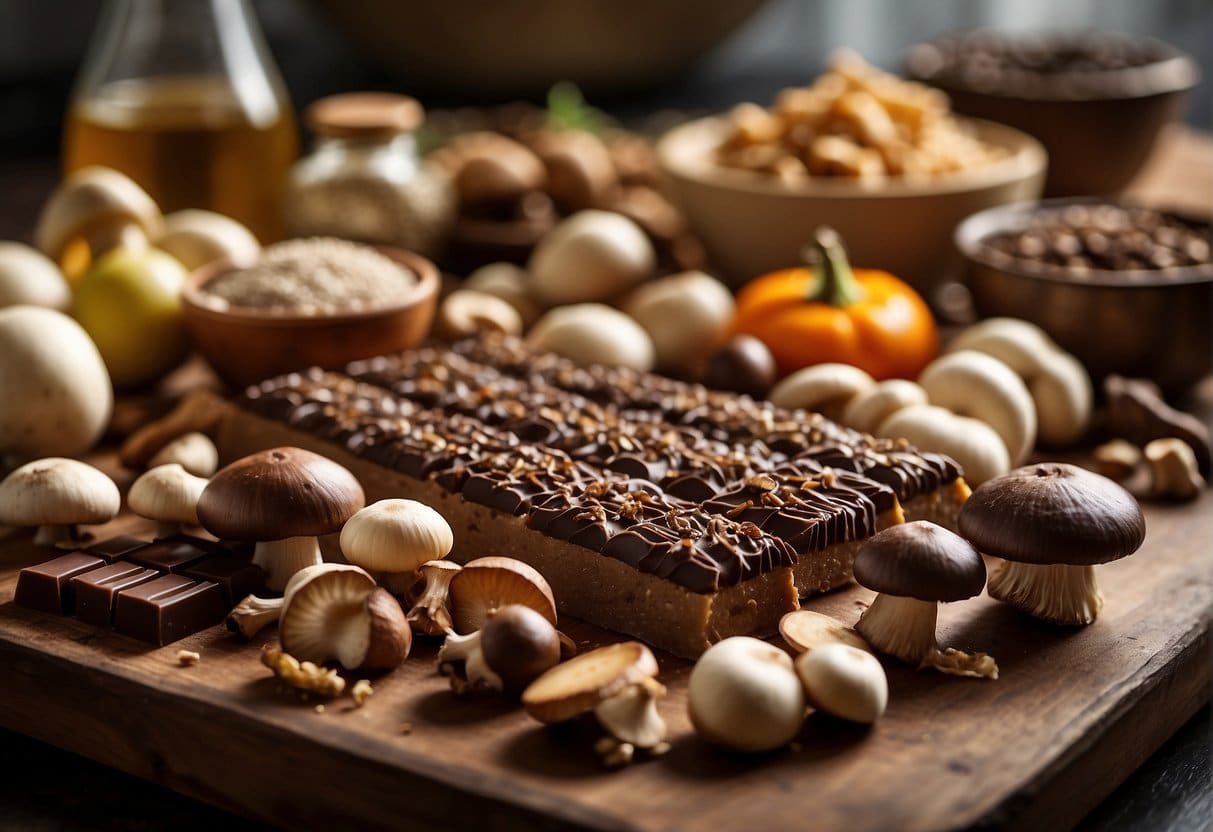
[779,610,871,655]
[448,556,557,634]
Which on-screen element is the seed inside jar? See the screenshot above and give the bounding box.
[200,237,417,314]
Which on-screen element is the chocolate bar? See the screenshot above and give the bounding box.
[73,562,161,626]
[14,553,105,614]
[114,574,225,646]
[184,554,265,607]
[126,537,219,573]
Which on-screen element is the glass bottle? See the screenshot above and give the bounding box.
[63,0,298,242]
[284,93,455,258]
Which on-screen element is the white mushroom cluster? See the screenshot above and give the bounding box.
[768,318,1093,485]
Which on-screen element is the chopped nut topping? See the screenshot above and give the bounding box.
[261,645,347,697]
[351,679,374,707]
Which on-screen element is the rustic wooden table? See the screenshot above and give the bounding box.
[0,127,1209,831]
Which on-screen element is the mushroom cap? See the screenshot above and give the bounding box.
[0,457,120,527]
[0,242,72,310]
[448,556,557,634]
[522,641,659,724]
[794,642,888,725]
[853,520,987,602]
[480,605,562,691]
[35,166,162,260]
[128,463,207,525]
[197,447,365,541]
[280,563,378,668]
[340,499,453,573]
[959,463,1146,566]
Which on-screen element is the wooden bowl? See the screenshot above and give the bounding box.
[182,246,440,389]
[956,199,1213,394]
[656,116,1046,294]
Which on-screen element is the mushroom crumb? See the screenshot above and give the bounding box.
[314,704,326,715]
[261,644,347,697]
[351,679,374,707]
[176,650,201,667]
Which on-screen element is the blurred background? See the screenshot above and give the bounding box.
[0,0,1208,157]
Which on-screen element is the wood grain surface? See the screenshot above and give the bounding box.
[0,452,1208,831]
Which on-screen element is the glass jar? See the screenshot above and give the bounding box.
[284,93,455,258]
[63,0,298,242]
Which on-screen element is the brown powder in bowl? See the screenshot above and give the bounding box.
[200,237,417,314]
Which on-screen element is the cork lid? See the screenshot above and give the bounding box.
[306,93,424,139]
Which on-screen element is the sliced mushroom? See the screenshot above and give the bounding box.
[463,262,542,327]
[447,556,557,633]
[779,609,871,655]
[127,463,208,538]
[853,521,997,678]
[687,636,806,753]
[840,379,928,435]
[523,641,666,766]
[435,290,523,341]
[279,563,411,671]
[919,350,1036,465]
[0,457,120,546]
[340,499,454,595]
[406,559,462,636]
[794,642,888,724]
[959,463,1146,626]
[197,447,365,592]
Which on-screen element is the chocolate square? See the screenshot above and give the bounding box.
[14,553,106,614]
[72,562,161,626]
[184,555,266,607]
[82,535,151,563]
[114,575,225,646]
[126,538,215,573]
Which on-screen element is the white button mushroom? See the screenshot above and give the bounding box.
[621,270,735,375]
[0,242,71,311]
[877,404,1010,486]
[148,431,219,478]
[794,642,888,724]
[0,305,112,463]
[840,379,928,435]
[526,303,655,371]
[528,210,655,307]
[128,463,209,539]
[463,261,542,327]
[155,209,260,271]
[0,457,120,546]
[768,363,876,422]
[687,636,806,753]
[339,499,454,594]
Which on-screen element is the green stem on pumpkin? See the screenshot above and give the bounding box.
[802,226,866,308]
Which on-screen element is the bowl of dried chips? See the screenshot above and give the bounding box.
[657,52,1047,293]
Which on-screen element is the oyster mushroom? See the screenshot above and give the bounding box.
[0,457,120,546]
[437,604,561,694]
[406,559,462,636]
[794,642,888,725]
[687,636,806,753]
[279,563,411,671]
[959,463,1146,626]
[853,521,997,679]
[197,447,365,592]
[128,463,208,539]
[523,641,666,766]
[339,499,453,595]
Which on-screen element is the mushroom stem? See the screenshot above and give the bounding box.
[255,536,323,593]
[594,676,668,752]
[226,594,284,639]
[34,523,81,547]
[406,562,461,636]
[987,560,1104,626]
[855,593,938,665]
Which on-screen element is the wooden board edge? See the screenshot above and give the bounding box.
[976,616,1211,831]
[0,632,640,832]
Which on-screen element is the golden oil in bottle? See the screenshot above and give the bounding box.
[65,76,297,242]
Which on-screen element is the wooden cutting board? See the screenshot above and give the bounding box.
[0,452,1208,832]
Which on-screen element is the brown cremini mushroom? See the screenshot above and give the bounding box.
[447,556,557,634]
[437,604,561,694]
[959,463,1146,626]
[853,520,997,678]
[197,447,365,592]
[0,457,120,546]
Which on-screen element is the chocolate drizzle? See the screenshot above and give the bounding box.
[236,336,963,594]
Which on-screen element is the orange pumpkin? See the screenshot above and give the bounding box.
[731,228,937,380]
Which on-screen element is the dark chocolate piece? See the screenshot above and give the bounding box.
[83,535,151,563]
[72,562,161,626]
[14,553,105,614]
[114,574,225,645]
[126,538,217,573]
[184,555,266,607]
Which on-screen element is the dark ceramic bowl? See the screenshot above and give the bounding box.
[908,33,1199,197]
[956,199,1213,394]
[182,246,440,389]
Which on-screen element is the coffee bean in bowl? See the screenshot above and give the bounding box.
[956,199,1213,392]
[907,30,1199,195]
